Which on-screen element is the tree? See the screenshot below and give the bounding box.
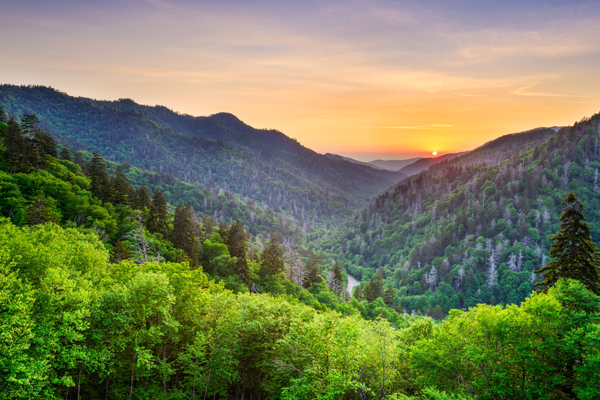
[365,270,384,302]
[20,114,56,170]
[225,220,250,286]
[534,192,600,295]
[24,196,61,226]
[383,285,396,307]
[303,254,323,288]
[328,262,344,296]
[259,236,284,277]
[5,118,29,173]
[172,204,200,265]
[87,153,112,202]
[0,106,6,123]
[147,189,169,236]
[112,165,132,205]
[134,186,152,210]
[59,146,72,161]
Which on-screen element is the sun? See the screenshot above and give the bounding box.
[432,151,438,156]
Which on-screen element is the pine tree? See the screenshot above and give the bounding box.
[0,106,6,123]
[134,186,152,210]
[87,153,112,202]
[534,192,600,295]
[303,254,323,288]
[112,165,132,205]
[225,220,250,286]
[383,285,396,306]
[5,118,29,173]
[60,146,72,161]
[202,215,214,237]
[24,196,61,226]
[259,236,284,277]
[172,204,200,265]
[353,285,363,300]
[147,188,169,236]
[328,262,344,296]
[20,114,46,170]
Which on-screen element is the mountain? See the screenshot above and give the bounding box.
[324,153,384,170]
[368,157,422,171]
[398,153,465,176]
[0,85,403,221]
[316,115,600,314]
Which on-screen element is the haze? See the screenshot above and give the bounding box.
[2,0,600,161]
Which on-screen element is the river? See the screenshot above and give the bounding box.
[347,274,360,295]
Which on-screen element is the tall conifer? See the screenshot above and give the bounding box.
[135,186,152,210]
[172,204,200,265]
[147,189,169,236]
[5,118,28,173]
[88,153,112,202]
[259,236,284,277]
[225,220,250,286]
[534,192,600,294]
[112,165,132,205]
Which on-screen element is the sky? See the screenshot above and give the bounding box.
[2,0,600,161]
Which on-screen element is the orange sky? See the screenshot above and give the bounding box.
[2,0,600,161]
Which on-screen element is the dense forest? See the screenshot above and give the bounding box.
[1,91,600,399]
[318,115,600,318]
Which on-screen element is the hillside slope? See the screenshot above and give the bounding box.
[0,85,401,220]
[317,115,600,314]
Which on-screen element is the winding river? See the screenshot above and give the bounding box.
[347,274,360,295]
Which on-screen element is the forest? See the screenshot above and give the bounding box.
[1,92,600,399]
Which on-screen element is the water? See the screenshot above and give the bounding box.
[347,274,360,295]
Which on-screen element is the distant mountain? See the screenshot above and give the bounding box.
[324,153,385,170]
[398,153,465,176]
[368,158,422,171]
[0,85,404,222]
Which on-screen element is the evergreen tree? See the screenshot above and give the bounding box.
[134,186,152,210]
[534,192,600,295]
[74,151,86,171]
[24,196,61,226]
[0,106,6,123]
[35,129,57,159]
[259,236,284,277]
[112,165,132,205]
[353,285,363,300]
[172,204,200,265]
[20,114,45,170]
[329,262,344,296]
[365,270,384,302]
[5,118,29,173]
[383,285,396,306]
[202,215,214,237]
[59,146,72,161]
[225,220,250,286]
[111,241,131,263]
[146,188,169,236]
[87,153,112,202]
[303,254,323,288]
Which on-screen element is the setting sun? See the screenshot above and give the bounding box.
[432,151,438,156]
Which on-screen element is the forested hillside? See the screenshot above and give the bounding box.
[318,115,600,318]
[0,85,405,222]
